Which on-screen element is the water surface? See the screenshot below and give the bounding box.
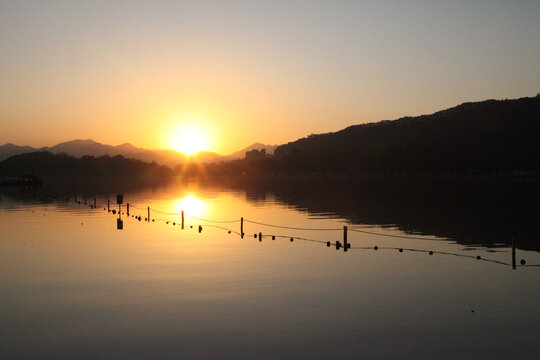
[1,183,539,359]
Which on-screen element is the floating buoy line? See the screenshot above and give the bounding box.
[22,192,540,270]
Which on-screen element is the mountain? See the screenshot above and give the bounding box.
[0,139,276,166]
[0,143,38,161]
[0,151,173,189]
[41,139,141,157]
[274,96,540,173]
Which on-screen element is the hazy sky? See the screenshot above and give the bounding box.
[1,0,539,154]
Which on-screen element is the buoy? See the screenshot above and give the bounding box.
[190,225,193,228]
[326,241,331,247]
[476,256,481,260]
[152,219,155,222]
[290,238,294,242]
[374,246,378,250]
[228,231,231,234]
[198,225,202,233]
[429,251,433,255]
[399,248,403,252]
[272,236,275,240]
[112,210,116,214]
[166,221,169,224]
[520,259,526,265]
[173,222,175,225]
[253,234,257,238]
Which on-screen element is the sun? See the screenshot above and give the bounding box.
[170,124,210,155]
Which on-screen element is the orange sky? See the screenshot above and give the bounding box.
[1,1,539,155]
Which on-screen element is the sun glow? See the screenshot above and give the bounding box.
[170,124,210,155]
[174,195,206,217]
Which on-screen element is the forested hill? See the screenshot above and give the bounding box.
[274,96,540,173]
[0,152,173,182]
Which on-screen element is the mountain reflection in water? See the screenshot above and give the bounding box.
[240,177,540,252]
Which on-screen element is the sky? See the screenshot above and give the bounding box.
[1,0,539,154]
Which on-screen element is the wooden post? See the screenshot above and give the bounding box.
[512,237,516,270]
[343,226,348,252]
[241,217,244,238]
[107,199,110,211]
[126,203,130,216]
[147,207,150,222]
[181,211,184,229]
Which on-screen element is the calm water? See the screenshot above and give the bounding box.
[1,183,539,359]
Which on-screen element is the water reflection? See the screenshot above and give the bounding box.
[174,194,206,217]
[235,178,540,252]
[1,182,539,359]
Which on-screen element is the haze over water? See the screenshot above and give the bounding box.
[1,183,539,359]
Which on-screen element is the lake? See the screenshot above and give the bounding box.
[1,181,539,359]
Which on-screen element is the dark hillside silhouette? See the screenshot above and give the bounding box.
[274,96,540,173]
[0,152,173,186]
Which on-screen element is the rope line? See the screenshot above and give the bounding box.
[184,213,241,224]
[349,228,445,241]
[349,246,526,267]
[149,208,180,215]
[19,193,540,270]
[260,234,328,244]
[244,219,342,231]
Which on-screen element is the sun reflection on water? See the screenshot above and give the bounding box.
[174,194,206,217]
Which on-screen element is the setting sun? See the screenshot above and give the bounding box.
[170,124,210,155]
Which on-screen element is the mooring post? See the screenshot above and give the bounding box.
[258,232,262,242]
[93,196,96,208]
[241,217,244,238]
[147,207,150,222]
[181,210,184,229]
[343,225,348,252]
[126,203,130,216]
[107,199,110,211]
[512,237,516,270]
[75,193,77,203]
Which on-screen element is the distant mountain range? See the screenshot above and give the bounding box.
[0,140,277,166]
[3,94,539,174]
